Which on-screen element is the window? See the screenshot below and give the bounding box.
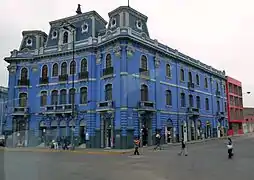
[106,54,112,68]
[180,69,184,81]
[180,93,185,107]
[189,95,193,107]
[21,68,28,80]
[224,102,227,112]
[63,31,68,44]
[60,89,67,104]
[196,74,200,85]
[141,55,148,70]
[223,85,226,94]
[204,77,208,88]
[205,98,209,110]
[81,58,88,72]
[141,84,148,101]
[51,90,58,105]
[40,91,47,106]
[70,60,76,74]
[105,84,113,101]
[19,93,27,107]
[61,62,67,75]
[41,65,48,78]
[188,72,192,83]
[216,82,219,91]
[80,87,88,104]
[69,88,76,104]
[217,100,220,112]
[52,63,58,76]
[196,96,200,109]
[166,64,171,77]
[166,90,172,106]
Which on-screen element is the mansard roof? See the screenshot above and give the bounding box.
[22,30,47,37]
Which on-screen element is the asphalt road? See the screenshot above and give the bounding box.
[1,135,254,180]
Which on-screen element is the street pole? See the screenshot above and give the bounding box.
[71,29,75,150]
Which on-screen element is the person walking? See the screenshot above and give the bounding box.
[154,132,162,150]
[133,137,140,155]
[178,138,188,156]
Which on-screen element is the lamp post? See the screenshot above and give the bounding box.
[63,21,76,150]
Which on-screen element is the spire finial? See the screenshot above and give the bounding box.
[128,0,130,7]
[76,4,82,14]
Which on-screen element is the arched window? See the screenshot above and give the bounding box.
[141,55,148,70]
[166,90,172,106]
[40,91,47,106]
[61,62,67,75]
[60,89,67,104]
[105,84,113,101]
[216,82,219,91]
[180,69,184,81]
[69,88,76,104]
[196,74,200,85]
[204,77,208,88]
[51,90,58,105]
[81,58,88,72]
[41,65,48,79]
[52,63,58,77]
[180,93,185,107]
[188,72,192,83]
[141,84,148,101]
[196,96,200,109]
[63,31,68,44]
[70,60,76,74]
[21,68,28,80]
[166,64,171,77]
[19,93,27,107]
[80,87,88,104]
[217,100,220,112]
[189,94,193,107]
[106,54,112,68]
[205,98,209,110]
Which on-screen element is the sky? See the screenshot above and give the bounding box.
[0,0,253,106]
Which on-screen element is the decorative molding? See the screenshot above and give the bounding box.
[154,53,160,68]
[126,45,135,58]
[96,51,101,65]
[113,44,121,58]
[7,65,17,74]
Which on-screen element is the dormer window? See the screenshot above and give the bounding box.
[81,22,89,33]
[26,38,32,46]
[51,30,58,39]
[136,20,142,30]
[110,18,116,28]
[63,31,68,44]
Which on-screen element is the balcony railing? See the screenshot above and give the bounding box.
[102,67,114,77]
[97,101,114,111]
[139,68,149,77]
[18,79,30,86]
[216,112,225,119]
[44,104,77,113]
[187,107,200,116]
[78,71,89,80]
[216,90,221,97]
[58,74,68,82]
[13,107,29,115]
[188,82,195,90]
[39,77,49,84]
[138,101,155,111]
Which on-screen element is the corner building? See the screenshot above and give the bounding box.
[4,6,228,149]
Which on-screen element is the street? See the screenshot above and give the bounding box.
[1,135,254,180]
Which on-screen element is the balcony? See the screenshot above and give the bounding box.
[216,90,221,97]
[78,71,89,80]
[18,79,30,86]
[139,68,149,78]
[39,77,49,84]
[97,101,114,111]
[187,107,200,117]
[102,67,114,77]
[13,107,29,115]
[188,82,195,91]
[216,112,225,119]
[138,101,155,111]
[58,74,68,82]
[43,104,77,114]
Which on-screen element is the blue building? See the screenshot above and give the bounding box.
[0,86,8,135]
[4,5,227,149]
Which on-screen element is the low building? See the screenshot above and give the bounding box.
[226,76,244,135]
[0,86,8,134]
[243,107,254,133]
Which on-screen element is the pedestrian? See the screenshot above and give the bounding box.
[227,137,234,159]
[154,132,162,150]
[178,138,188,156]
[133,137,140,155]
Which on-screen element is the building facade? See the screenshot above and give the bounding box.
[0,86,8,135]
[226,76,244,135]
[243,107,254,133]
[4,5,227,149]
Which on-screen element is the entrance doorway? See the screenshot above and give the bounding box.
[139,112,152,146]
[205,121,211,139]
[197,120,202,140]
[59,120,67,137]
[165,119,173,143]
[181,121,188,142]
[49,120,57,141]
[13,117,27,147]
[79,119,86,145]
[39,120,46,143]
[190,120,195,141]
[100,113,114,149]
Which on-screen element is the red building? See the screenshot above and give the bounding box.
[226,76,244,135]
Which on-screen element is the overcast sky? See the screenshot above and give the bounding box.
[0,0,253,106]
